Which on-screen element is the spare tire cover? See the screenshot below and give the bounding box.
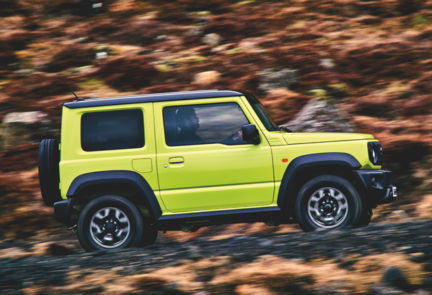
[38,139,61,206]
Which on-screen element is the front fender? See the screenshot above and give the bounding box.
[277,153,362,210]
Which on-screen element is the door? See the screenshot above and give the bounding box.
[154,97,274,213]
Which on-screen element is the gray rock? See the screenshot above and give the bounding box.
[414,290,430,295]
[259,240,273,247]
[372,282,404,295]
[202,33,222,46]
[1,111,57,151]
[382,266,411,292]
[74,37,88,43]
[15,69,35,75]
[280,98,355,133]
[259,68,298,93]
[155,35,167,41]
[95,51,107,60]
[410,253,432,263]
[186,245,204,261]
[3,111,48,125]
[320,58,335,69]
[188,23,206,36]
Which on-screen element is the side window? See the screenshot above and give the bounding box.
[81,109,144,152]
[163,102,250,146]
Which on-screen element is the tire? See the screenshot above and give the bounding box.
[138,222,158,247]
[38,139,61,206]
[295,175,362,232]
[357,207,373,227]
[77,195,143,252]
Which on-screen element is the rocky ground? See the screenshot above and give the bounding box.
[2,220,432,294]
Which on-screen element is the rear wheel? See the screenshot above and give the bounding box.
[295,175,362,232]
[38,139,61,206]
[77,195,143,252]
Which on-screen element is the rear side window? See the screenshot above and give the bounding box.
[81,109,144,152]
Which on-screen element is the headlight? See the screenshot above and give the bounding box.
[368,142,383,165]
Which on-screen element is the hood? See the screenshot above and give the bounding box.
[283,133,375,145]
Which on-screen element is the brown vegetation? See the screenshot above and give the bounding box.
[1,0,432,251]
[2,73,77,102]
[261,89,311,124]
[40,43,94,73]
[96,56,159,91]
[0,144,57,240]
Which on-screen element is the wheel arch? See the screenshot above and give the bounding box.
[277,153,362,216]
[66,170,162,221]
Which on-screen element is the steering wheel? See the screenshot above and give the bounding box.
[223,127,243,144]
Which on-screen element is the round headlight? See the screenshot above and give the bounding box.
[368,142,383,165]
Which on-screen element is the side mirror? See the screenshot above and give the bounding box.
[242,124,260,144]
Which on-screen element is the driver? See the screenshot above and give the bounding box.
[175,107,205,145]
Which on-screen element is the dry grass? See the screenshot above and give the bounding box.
[416,195,432,219]
[210,253,423,294]
[163,223,301,243]
[32,252,423,294]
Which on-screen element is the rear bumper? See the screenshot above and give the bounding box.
[53,198,76,226]
[353,170,397,204]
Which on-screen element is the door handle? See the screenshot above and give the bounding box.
[169,157,184,164]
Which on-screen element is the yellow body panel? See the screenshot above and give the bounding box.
[59,94,380,216]
[283,133,375,145]
[59,103,161,205]
[153,97,275,213]
[132,159,153,173]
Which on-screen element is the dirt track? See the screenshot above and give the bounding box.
[2,220,432,294]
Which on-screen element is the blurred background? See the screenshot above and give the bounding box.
[1,0,432,293]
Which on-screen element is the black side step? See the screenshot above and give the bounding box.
[156,207,281,229]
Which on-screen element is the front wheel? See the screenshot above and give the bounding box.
[77,195,143,252]
[295,175,362,232]
[138,221,158,247]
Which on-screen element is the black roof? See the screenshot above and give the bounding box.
[63,90,243,109]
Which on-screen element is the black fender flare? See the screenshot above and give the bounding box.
[66,170,162,221]
[277,153,362,210]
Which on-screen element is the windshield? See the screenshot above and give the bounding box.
[243,92,279,131]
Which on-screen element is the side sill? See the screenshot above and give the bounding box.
[156,207,281,228]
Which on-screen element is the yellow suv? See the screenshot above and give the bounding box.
[38,90,397,252]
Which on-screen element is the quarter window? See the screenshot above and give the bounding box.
[81,109,144,151]
[164,102,250,146]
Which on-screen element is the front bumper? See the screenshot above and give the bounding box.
[53,198,76,226]
[353,170,397,204]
